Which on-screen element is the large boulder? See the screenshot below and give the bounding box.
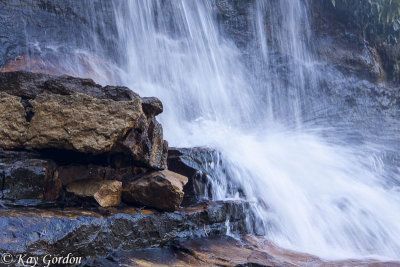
[0,71,168,169]
[25,92,142,154]
[122,170,188,211]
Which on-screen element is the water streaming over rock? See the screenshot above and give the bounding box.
[110,0,400,260]
[10,0,400,261]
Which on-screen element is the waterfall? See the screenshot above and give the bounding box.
[109,0,400,260]
[17,0,400,261]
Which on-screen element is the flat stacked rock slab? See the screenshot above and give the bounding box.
[0,201,249,258]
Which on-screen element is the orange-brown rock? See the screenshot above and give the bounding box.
[66,179,122,207]
[25,92,142,154]
[0,93,28,148]
[122,170,188,211]
[0,91,142,154]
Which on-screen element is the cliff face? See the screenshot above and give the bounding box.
[1,0,397,86]
[309,0,400,85]
[0,0,118,83]
[0,0,116,63]
[314,0,400,84]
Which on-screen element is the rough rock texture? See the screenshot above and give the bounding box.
[66,179,122,207]
[123,170,188,211]
[309,1,386,83]
[0,201,249,258]
[0,71,138,101]
[112,117,168,170]
[55,164,147,188]
[0,150,51,202]
[141,97,163,117]
[25,92,141,153]
[0,71,168,169]
[5,91,129,153]
[0,1,117,74]
[0,93,28,147]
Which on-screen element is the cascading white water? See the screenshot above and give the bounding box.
[107,0,400,261]
[17,0,400,261]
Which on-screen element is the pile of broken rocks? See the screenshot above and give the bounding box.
[0,71,187,211]
[0,72,250,262]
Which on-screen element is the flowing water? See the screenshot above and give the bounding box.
[19,0,400,261]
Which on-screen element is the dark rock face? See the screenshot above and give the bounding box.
[168,148,211,206]
[112,117,168,170]
[0,150,52,201]
[142,97,163,117]
[214,0,254,49]
[0,71,137,102]
[168,147,226,206]
[91,236,289,267]
[85,236,400,267]
[0,71,168,170]
[66,179,122,207]
[0,201,249,258]
[309,1,386,84]
[0,0,118,74]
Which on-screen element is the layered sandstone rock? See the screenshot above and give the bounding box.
[25,92,142,154]
[0,71,167,169]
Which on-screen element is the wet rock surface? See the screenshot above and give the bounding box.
[0,71,137,101]
[168,147,214,206]
[0,150,54,203]
[0,0,117,73]
[83,235,400,267]
[309,1,386,84]
[0,201,249,258]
